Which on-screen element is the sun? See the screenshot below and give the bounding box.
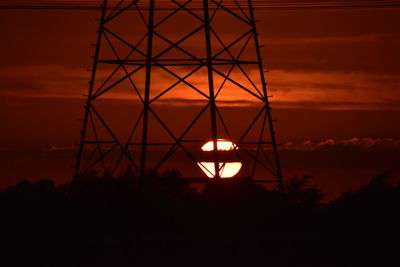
[201,140,237,151]
[197,139,242,179]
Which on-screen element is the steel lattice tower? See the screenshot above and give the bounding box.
[75,0,282,188]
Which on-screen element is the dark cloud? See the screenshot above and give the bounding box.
[43,145,75,152]
[266,69,400,110]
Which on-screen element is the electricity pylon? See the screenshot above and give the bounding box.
[75,0,282,189]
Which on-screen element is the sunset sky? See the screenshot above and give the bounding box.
[1,0,399,199]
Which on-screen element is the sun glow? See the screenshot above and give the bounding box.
[198,140,242,178]
[201,139,237,151]
[197,162,243,178]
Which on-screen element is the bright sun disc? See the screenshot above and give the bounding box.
[198,140,242,178]
[201,139,237,151]
[197,162,242,178]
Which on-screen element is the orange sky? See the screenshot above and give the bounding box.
[0,4,399,143]
[1,3,400,149]
[0,1,400,198]
[1,5,400,106]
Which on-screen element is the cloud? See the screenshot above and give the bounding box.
[0,64,88,98]
[266,69,400,110]
[1,64,400,110]
[265,33,400,46]
[42,145,76,152]
[154,98,254,106]
[283,137,400,151]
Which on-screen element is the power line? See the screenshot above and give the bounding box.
[1,1,400,10]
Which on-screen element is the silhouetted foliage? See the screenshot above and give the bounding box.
[0,171,399,267]
[285,175,324,208]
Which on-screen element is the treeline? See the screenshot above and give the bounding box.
[1,170,399,267]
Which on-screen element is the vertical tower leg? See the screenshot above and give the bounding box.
[248,0,283,190]
[203,0,220,180]
[141,0,155,176]
[75,0,108,179]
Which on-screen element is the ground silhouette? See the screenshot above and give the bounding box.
[1,170,399,267]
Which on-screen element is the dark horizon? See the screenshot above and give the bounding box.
[1,169,399,266]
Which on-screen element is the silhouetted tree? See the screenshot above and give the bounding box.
[1,171,398,267]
